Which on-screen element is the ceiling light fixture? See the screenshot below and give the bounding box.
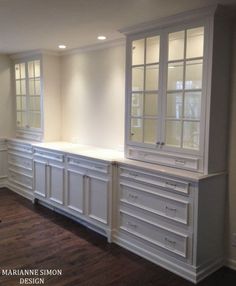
[97,36,106,40]
[58,44,67,49]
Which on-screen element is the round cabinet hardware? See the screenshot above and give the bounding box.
[131,133,135,136]
[160,142,165,146]
[156,142,160,145]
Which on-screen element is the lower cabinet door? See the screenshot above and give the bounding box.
[48,164,64,205]
[34,160,47,198]
[67,169,85,214]
[87,174,109,225]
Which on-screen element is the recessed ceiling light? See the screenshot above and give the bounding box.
[97,36,106,40]
[58,44,67,49]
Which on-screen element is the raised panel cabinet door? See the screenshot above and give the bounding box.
[87,175,109,225]
[34,160,47,198]
[67,169,85,214]
[48,164,64,205]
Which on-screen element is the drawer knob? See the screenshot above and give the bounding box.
[165,206,177,212]
[165,237,176,245]
[165,182,177,189]
[128,194,138,199]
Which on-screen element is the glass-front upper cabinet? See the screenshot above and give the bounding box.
[128,25,205,154]
[15,59,42,131]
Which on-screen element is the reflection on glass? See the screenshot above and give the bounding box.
[132,39,145,65]
[20,63,25,79]
[28,61,34,78]
[184,92,201,119]
[29,79,35,95]
[131,118,143,142]
[132,67,144,91]
[34,60,40,77]
[167,93,183,118]
[185,60,202,89]
[29,112,41,128]
[29,96,41,111]
[35,79,41,95]
[144,119,157,144]
[145,64,159,90]
[186,27,204,59]
[146,36,160,64]
[144,93,158,116]
[16,111,27,127]
[131,93,143,116]
[168,62,184,90]
[166,120,181,147]
[16,96,26,110]
[16,81,21,95]
[183,121,200,150]
[168,31,185,61]
[15,64,20,80]
[21,80,26,95]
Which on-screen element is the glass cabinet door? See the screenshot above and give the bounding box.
[164,26,204,151]
[130,35,160,146]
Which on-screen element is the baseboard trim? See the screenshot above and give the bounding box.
[225,258,236,271]
[6,182,33,201]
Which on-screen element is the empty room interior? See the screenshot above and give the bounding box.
[1,0,236,285]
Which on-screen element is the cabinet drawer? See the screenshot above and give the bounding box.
[120,211,188,259]
[120,183,189,225]
[8,170,32,189]
[34,149,64,162]
[8,153,32,170]
[8,143,32,154]
[67,156,110,174]
[120,167,190,195]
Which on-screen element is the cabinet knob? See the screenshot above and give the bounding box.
[160,142,165,146]
[156,142,160,145]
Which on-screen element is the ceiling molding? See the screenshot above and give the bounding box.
[10,49,60,60]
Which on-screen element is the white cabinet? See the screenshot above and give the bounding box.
[113,163,226,283]
[0,139,8,187]
[123,6,230,174]
[33,148,65,206]
[7,140,33,199]
[12,53,61,142]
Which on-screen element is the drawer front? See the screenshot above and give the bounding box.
[8,153,32,170]
[120,183,189,225]
[67,156,110,174]
[34,149,64,163]
[120,211,188,259]
[8,170,32,189]
[8,143,32,154]
[0,139,7,151]
[120,167,189,195]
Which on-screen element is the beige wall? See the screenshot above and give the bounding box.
[0,55,14,138]
[227,23,236,267]
[60,44,125,150]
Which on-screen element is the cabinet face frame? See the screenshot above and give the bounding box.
[13,54,44,137]
[125,18,211,161]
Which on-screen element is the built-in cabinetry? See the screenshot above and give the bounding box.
[123,6,230,174]
[12,53,61,142]
[0,139,8,187]
[7,140,33,199]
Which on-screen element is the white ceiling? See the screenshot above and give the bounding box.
[0,0,235,54]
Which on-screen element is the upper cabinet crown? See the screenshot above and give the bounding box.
[12,53,61,142]
[122,5,231,174]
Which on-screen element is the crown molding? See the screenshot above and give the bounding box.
[10,49,60,60]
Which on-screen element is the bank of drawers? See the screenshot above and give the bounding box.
[118,166,193,262]
[8,142,33,190]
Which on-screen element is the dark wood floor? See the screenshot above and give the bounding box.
[0,188,235,286]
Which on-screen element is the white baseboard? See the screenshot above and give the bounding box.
[225,258,236,270]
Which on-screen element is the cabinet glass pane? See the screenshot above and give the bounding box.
[131,118,143,142]
[28,61,34,78]
[146,36,160,64]
[165,120,181,147]
[29,79,35,95]
[168,31,185,61]
[167,62,184,90]
[16,111,27,128]
[131,93,143,116]
[144,119,157,144]
[145,64,159,90]
[184,92,201,119]
[16,96,26,111]
[132,67,144,91]
[16,80,21,95]
[144,93,158,116]
[183,121,200,150]
[29,112,41,129]
[21,80,26,95]
[35,79,41,95]
[132,39,144,65]
[34,60,40,77]
[20,63,26,79]
[15,64,20,80]
[185,60,202,89]
[167,93,183,119]
[186,27,204,59]
[29,96,41,111]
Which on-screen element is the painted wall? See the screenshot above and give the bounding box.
[0,55,14,138]
[227,22,236,268]
[61,44,125,150]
